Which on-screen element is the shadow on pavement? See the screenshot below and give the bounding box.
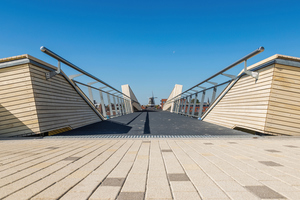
[52,109,250,136]
[57,120,132,135]
[143,111,150,134]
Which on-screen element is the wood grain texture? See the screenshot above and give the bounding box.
[204,62,300,136]
[204,65,275,133]
[0,60,102,137]
[265,64,300,136]
[0,64,39,136]
[28,63,102,134]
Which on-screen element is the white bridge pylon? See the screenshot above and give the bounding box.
[121,84,142,112]
[163,84,183,112]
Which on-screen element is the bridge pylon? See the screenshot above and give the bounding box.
[121,84,142,112]
[163,84,183,112]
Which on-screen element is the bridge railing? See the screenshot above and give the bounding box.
[165,47,265,119]
[40,46,140,119]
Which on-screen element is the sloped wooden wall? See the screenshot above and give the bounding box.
[29,64,102,133]
[265,64,300,136]
[0,57,102,137]
[0,64,39,136]
[203,65,275,133]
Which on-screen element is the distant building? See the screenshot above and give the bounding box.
[160,98,209,115]
[160,99,167,109]
[175,101,210,116]
[182,103,210,115]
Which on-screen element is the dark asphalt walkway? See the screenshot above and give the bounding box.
[56,110,249,136]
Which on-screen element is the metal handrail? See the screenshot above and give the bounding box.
[73,80,140,104]
[40,46,135,102]
[166,46,264,104]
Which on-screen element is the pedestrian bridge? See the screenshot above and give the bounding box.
[48,110,250,138]
[1,47,300,137]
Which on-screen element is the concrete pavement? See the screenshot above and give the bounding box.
[1,137,300,199]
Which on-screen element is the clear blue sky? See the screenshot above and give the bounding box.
[1,0,300,105]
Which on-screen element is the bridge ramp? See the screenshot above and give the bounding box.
[0,55,103,137]
[203,54,300,136]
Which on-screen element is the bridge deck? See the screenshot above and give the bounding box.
[55,110,249,137]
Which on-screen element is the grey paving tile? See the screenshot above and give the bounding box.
[265,149,281,153]
[245,185,286,199]
[161,149,173,152]
[284,145,299,148]
[142,141,151,143]
[62,157,81,161]
[259,161,283,167]
[204,143,213,145]
[168,173,190,181]
[46,147,59,149]
[117,192,144,200]
[101,178,125,186]
[228,142,237,144]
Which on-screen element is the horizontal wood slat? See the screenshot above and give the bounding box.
[0,110,37,121]
[0,64,28,74]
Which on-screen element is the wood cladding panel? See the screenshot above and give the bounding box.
[0,64,39,136]
[204,65,275,133]
[0,61,102,137]
[205,117,266,132]
[28,64,102,134]
[0,65,29,77]
[204,62,300,136]
[212,96,270,105]
[0,110,37,123]
[0,76,32,87]
[0,127,40,137]
[0,83,34,95]
[265,64,300,136]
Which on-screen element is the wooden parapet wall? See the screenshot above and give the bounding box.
[203,64,274,133]
[163,84,183,111]
[203,54,300,136]
[121,84,141,112]
[0,55,103,137]
[265,64,300,135]
[0,64,39,136]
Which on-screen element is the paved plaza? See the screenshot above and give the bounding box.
[1,137,300,200]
